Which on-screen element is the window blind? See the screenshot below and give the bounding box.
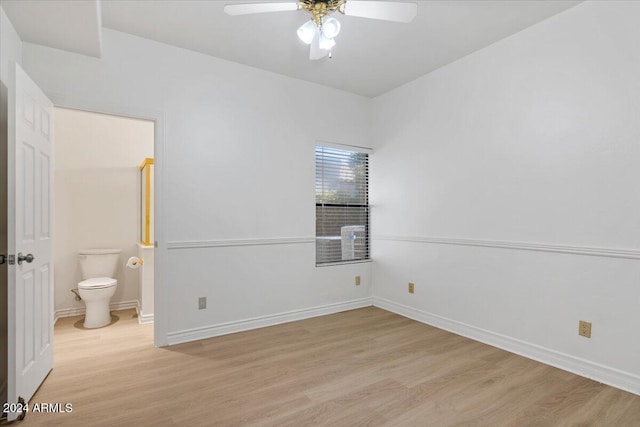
[315,145,370,265]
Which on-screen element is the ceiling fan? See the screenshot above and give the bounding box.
[224,0,417,60]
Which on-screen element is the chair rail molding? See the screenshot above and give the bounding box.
[168,237,315,249]
[374,235,640,260]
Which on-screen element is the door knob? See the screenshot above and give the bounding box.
[17,252,35,265]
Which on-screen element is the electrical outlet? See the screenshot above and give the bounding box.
[198,297,207,310]
[408,282,415,294]
[578,320,591,338]
[355,276,361,286]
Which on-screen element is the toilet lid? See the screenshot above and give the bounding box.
[79,277,117,289]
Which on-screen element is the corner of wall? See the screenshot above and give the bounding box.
[0,6,23,85]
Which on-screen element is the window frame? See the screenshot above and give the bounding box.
[315,142,372,267]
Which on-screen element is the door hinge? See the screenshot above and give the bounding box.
[1,254,16,265]
[1,396,27,421]
[17,396,27,421]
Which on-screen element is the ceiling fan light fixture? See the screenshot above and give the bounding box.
[310,32,331,60]
[318,33,336,51]
[321,17,341,39]
[297,20,317,45]
[226,0,418,60]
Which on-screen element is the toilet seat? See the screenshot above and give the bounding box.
[78,277,117,290]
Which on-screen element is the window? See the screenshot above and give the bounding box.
[315,145,370,265]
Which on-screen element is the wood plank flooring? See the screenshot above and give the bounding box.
[19,307,640,426]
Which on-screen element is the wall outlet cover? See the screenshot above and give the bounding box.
[579,320,592,338]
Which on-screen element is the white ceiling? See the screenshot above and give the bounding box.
[2,0,582,97]
[1,0,102,58]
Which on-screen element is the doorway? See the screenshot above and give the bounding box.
[53,108,155,329]
[0,81,8,417]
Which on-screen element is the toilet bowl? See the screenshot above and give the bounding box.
[78,277,118,328]
[78,249,121,328]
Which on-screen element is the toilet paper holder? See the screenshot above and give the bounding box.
[126,257,143,269]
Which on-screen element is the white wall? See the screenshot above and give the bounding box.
[53,107,154,314]
[371,1,640,393]
[7,0,639,394]
[22,29,372,342]
[0,6,22,84]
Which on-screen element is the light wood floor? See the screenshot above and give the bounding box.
[20,307,640,426]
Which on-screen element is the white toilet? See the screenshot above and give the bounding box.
[78,248,121,328]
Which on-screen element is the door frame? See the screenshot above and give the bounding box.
[0,80,8,416]
[48,94,168,347]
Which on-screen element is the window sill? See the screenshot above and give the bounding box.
[315,259,372,268]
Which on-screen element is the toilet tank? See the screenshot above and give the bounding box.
[79,249,121,279]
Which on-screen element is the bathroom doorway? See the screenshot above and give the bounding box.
[53,108,155,330]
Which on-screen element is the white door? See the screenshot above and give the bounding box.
[6,63,54,421]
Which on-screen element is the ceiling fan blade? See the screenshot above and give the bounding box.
[224,2,298,16]
[309,33,330,60]
[342,1,417,23]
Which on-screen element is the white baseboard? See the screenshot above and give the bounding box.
[373,297,640,396]
[167,297,373,345]
[54,300,140,323]
[135,307,154,325]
